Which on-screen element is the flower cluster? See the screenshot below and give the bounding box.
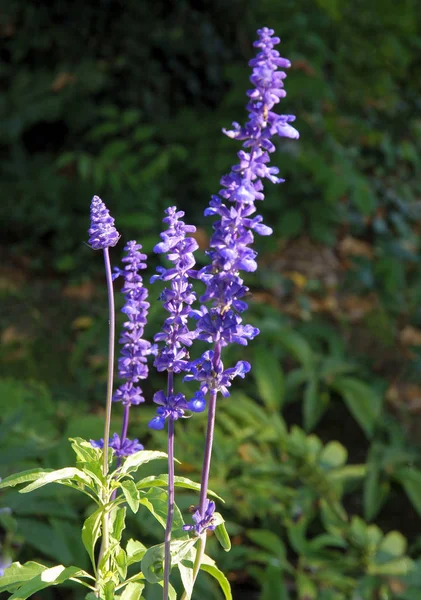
[150,207,198,373]
[182,499,216,536]
[148,390,206,430]
[148,207,206,430]
[184,351,251,397]
[91,433,144,458]
[88,195,120,250]
[113,241,152,406]
[195,27,298,346]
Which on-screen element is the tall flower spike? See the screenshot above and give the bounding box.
[182,28,298,569]
[150,207,199,375]
[113,241,152,407]
[88,195,120,250]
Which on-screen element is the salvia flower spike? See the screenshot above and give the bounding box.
[182,27,298,576]
[88,195,120,250]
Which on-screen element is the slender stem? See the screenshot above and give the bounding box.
[102,246,116,477]
[163,372,175,600]
[120,404,130,447]
[198,340,221,515]
[110,403,131,503]
[97,247,116,578]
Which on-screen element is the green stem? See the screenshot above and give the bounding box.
[180,535,206,600]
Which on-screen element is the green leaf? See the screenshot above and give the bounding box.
[137,475,224,502]
[200,562,232,600]
[70,437,101,464]
[178,562,194,600]
[296,572,317,599]
[376,531,407,561]
[367,557,413,576]
[0,562,47,593]
[121,479,140,513]
[330,377,381,437]
[120,582,145,600]
[279,330,314,372]
[82,508,102,569]
[110,507,126,543]
[260,565,290,600]
[126,539,147,566]
[139,487,186,531]
[17,519,74,564]
[319,441,347,471]
[119,451,167,476]
[303,378,323,431]
[0,469,51,490]
[395,468,421,518]
[141,539,197,583]
[8,565,90,600]
[247,530,286,558]
[19,467,93,493]
[253,346,285,410]
[115,546,128,581]
[364,455,389,521]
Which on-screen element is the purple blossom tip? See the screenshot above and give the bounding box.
[88,195,120,250]
[90,433,144,457]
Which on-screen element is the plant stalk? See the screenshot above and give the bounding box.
[163,371,175,600]
[97,247,116,578]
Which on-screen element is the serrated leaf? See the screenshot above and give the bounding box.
[119,451,167,476]
[121,479,140,513]
[19,467,92,493]
[82,508,102,569]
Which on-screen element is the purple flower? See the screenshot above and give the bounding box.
[183,499,216,535]
[193,27,298,350]
[151,207,198,373]
[88,195,120,250]
[184,351,251,397]
[148,389,206,430]
[90,433,144,457]
[113,241,152,407]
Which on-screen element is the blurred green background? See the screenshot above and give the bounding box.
[1,0,421,598]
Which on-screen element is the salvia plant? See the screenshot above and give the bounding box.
[0,27,299,600]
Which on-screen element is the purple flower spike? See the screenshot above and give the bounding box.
[88,195,120,250]
[90,433,144,457]
[183,499,216,535]
[148,389,205,429]
[194,28,298,348]
[151,207,198,373]
[113,241,152,407]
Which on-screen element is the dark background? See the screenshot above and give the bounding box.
[1,1,421,598]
